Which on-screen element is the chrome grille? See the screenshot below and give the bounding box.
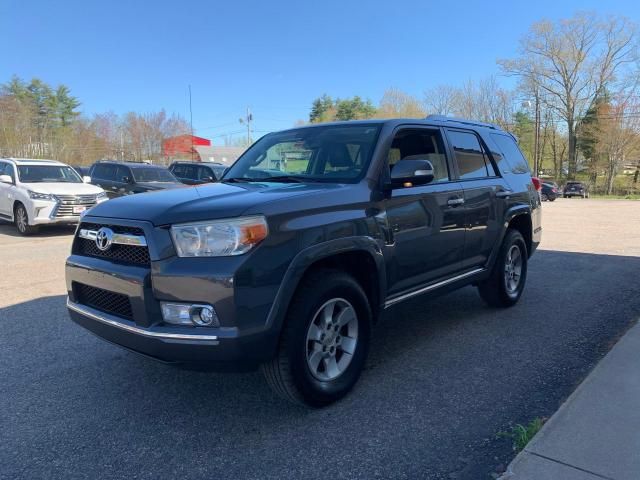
[74,283,133,320]
[73,222,151,266]
[54,194,97,218]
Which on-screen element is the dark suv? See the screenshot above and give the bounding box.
[563,181,589,198]
[66,117,541,407]
[89,161,183,198]
[168,161,227,185]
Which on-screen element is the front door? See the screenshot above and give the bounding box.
[0,162,13,217]
[383,127,466,296]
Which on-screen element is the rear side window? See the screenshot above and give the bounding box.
[490,134,531,174]
[447,130,493,179]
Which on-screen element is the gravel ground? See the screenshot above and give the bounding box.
[1,199,639,480]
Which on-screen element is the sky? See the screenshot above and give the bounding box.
[1,0,638,144]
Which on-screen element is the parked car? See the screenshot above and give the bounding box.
[89,161,183,198]
[541,182,559,201]
[71,165,91,179]
[168,161,227,185]
[563,181,589,198]
[0,158,107,235]
[66,116,541,406]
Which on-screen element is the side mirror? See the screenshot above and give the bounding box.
[122,176,132,184]
[0,174,13,184]
[390,159,434,188]
[82,176,92,183]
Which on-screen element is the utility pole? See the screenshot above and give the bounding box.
[533,88,540,177]
[189,85,194,161]
[239,107,253,146]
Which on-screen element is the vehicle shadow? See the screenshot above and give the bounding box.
[0,219,76,238]
[2,250,639,479]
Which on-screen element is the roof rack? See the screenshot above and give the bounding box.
[425,115,501,131]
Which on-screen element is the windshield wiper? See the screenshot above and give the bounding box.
[224,176,313,184]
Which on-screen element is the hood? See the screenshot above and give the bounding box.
[86,181,347,225]
[136,181,184,190]
[24,182,104,196]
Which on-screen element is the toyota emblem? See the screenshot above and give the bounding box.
[95,227,114,251]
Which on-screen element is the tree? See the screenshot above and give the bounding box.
[499,13,639,179]
[376,88,425,118]
[334,96,376,121]
[309,94,334,123]
[423,85,460,116]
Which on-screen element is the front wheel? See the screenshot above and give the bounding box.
[262,269,372,407]
[14,204,38,236]
[478,229,528,308]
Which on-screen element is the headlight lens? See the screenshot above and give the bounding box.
[170,216,268,257]
[28,190,55,201]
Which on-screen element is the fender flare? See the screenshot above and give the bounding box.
[263,236,386,333]
[486,205,532,268]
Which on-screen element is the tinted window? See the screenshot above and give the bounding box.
[171,165,185,177]
[447,130,492,179]
[388,129,450,183]
[92,164,116,180]
[490,134,530,174]
[131,167,176,182]
[115,165,131,182]
[198,166,214,180]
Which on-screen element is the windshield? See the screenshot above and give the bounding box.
[131,167,176,182]
[17,165,83,183]
[223,124,381,183]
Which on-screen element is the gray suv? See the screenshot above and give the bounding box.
[66,117,542,407]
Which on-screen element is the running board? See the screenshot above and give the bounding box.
[384,268,485,309]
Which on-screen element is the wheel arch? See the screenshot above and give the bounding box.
[265,237,386,334]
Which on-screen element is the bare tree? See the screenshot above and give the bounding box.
[423,85,460,115]
[499,13,639,179]
[376,88,425,118]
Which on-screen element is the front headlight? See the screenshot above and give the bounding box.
[170,216,268,257]
[96,191,108,200]
[28,190,55,201]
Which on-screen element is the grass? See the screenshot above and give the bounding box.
[589,194,640,200]
[498,418,546,452]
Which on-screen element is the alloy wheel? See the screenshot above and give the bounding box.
[504,244,523,294]
[305,298,359,381]
[16,207,27,233]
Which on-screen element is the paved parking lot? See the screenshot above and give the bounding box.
[1,199,639,479]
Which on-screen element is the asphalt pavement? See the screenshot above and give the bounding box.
[1,199,639,480]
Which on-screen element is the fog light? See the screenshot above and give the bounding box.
[161,303,219,327]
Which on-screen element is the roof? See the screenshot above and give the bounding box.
[280,116,507,133]
[2,158,66,166]
[95,160,166,168]
[170,160,226,166]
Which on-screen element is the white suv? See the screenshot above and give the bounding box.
[0,158,108,235]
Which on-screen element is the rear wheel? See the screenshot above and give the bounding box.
[14,204,38,236]
[541,193,548,202]
[478,229,528,308]
[262,269,372,407]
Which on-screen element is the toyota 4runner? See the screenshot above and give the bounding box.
[66,116,541,407]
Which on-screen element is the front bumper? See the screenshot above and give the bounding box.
[67,299,260,370]
[30,197,108,225]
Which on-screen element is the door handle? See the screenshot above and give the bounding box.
[496,190,513,198]
[447,197,465,207]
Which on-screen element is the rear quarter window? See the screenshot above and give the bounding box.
[490,133,531,175]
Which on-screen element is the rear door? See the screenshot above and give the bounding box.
[445,128,508,270]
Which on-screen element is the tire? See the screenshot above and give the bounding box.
[262,269,372,407]
[478,229,528,308]
[541,193,548,202]
[549,197,556,202]
[14,203,38,236]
